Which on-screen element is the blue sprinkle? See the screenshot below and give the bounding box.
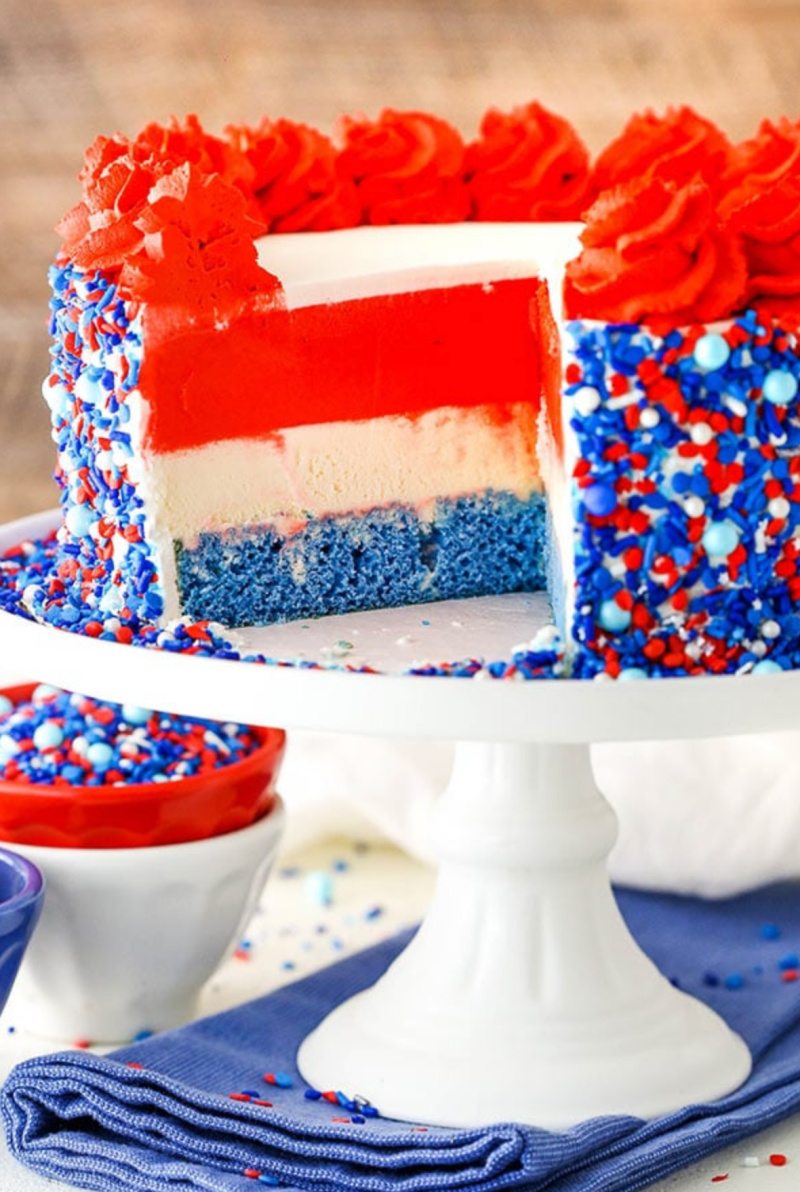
[761,924,782,941]
[304,1089,322,1101]
[582,483,617,517]
[779,954,799,970]
[724,973,744,990]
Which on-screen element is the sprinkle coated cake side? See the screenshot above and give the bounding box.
[567,315,800,677]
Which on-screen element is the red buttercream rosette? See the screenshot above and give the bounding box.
[120,165,278,311]
[465,101,594,221]
[226,118,360,233]
[593,106,735,195]
[720,118,800,318]
[563,176,747,326]
[337,109,471,225]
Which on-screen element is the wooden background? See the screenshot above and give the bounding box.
[2,0,800,524]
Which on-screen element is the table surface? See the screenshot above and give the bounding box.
[1,833,800,1192]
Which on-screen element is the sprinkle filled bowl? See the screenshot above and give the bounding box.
[0,683,284,847]
[0,684,287,1042]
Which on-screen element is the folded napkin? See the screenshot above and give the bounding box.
[6,884,800,1192]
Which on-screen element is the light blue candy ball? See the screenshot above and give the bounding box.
[121,704,152,726]
[693,333,730,372]
[0,736,19,760]
[65,504,96,538]
[617,667,648,681]
[31,684,61,705]
[752,659,784,674]
[0,696,13,717]
[702,520,740,558]
[304,870,334,907]
[598,600,632,633]
[763,369,799,406]
[33,722,64,752]
[86,742,114,770]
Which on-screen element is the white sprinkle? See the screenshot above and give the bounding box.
[723,395,748,418]
[768,496,791,520]
[639,408,660,429]
[684,496,706,519]
[689,422,714,446]
[761,620,781,639]
[573,386,601,417]
[741,1155,760,1167]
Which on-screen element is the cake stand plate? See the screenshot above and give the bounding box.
[0,509,788,1128]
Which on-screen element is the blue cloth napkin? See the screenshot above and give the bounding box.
[5,883,800,1192]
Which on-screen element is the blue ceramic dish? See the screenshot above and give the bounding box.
[0,849,44,1015]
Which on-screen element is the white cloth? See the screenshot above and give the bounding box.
[279,731,800,898]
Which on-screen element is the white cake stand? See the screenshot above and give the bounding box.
[3,509,795,1129]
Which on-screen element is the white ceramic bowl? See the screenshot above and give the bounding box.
[2,800,285,1043]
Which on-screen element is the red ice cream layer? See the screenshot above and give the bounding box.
[138,276,550,454]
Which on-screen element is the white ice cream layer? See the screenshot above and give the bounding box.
[146,403,542,547]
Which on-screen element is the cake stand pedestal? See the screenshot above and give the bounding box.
[1,509,792,1129]
[298,739,750,1127]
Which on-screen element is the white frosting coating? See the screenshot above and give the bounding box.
[259,223,582,308]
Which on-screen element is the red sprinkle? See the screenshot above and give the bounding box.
[769,1153,788,1166]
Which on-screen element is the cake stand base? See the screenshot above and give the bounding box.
[297,740,752,1128]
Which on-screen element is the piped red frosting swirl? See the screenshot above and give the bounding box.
[719,118,800,318]
[563,176,747,325]
[337,109,471,224]
[226,118,360,233]
[465,101,594,221]
[593,106,736,194]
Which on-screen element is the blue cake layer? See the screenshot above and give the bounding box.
[175,492,548,627]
